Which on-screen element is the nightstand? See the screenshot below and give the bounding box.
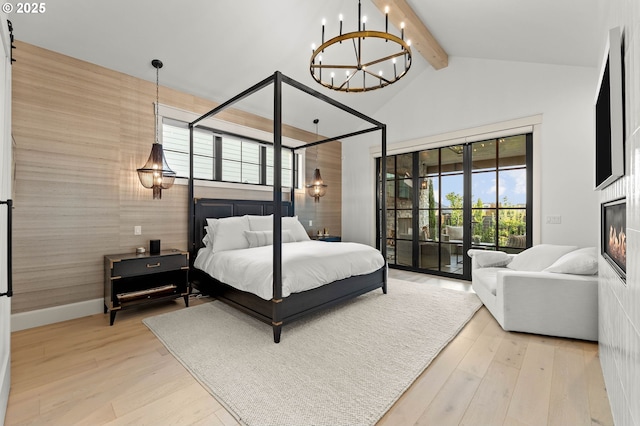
[312,235,341,242]
[104,249,189,325]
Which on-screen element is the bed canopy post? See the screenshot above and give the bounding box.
[272,71,284,343]
[381,124,388,293]
[188,122,195,264]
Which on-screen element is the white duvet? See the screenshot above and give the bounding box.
[194,241,385,300]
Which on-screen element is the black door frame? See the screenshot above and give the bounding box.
[377,133,533,281]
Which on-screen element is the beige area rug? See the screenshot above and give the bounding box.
[143,278,481,426]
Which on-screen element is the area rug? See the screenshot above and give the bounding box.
[143,278,481,426]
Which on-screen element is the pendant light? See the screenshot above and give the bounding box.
[305,118,328,202]
[137,59,176,199]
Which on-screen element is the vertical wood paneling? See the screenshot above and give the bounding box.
[296,141,342,238]
[11,41,342,314]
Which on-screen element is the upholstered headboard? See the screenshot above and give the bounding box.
[191,198,293,257]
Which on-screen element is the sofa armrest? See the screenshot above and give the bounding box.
[468,249,516,270]
[496,270,598,340]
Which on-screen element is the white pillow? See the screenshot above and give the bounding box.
[244,229,294,248]
[507,244,578,272]
[543,247,598,275]
[207,216,250,252]
[470,250,512,267]
[247,214,273,231]
[283,216,310,241]
[202,225,214,247]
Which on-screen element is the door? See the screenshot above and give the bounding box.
[0,13,13,422]
[378,135,532,280]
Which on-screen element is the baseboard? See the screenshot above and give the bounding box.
[11,298,104,332]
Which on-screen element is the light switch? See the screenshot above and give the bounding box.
[134,225,142,235]
[546,216,561,224]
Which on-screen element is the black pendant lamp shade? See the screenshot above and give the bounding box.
[137,59,176,199]
[137,142,176,199]
[306,168,328,202]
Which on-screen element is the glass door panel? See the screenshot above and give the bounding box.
[471,140,497,170]
[396,209,413,266]
[498,135,526,168]
[499,169,526,207]
[471,207,497,249]
[471,135,530,254]
[377,134,531,279]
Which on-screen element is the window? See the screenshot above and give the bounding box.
[378,133,532,280]
[162,119,299,188]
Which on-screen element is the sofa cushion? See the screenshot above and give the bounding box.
[507,244,578,272]
[543,247,598,275]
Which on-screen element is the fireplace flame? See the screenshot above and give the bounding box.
[608,225,626,266]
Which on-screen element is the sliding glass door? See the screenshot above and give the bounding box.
[378,134,532,280]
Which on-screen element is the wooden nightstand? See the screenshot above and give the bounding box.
[104,249,189,325]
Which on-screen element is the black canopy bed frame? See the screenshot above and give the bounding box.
[187,71,388,343]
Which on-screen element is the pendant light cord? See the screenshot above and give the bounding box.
[314,118,319,167]
[155,64,159,145]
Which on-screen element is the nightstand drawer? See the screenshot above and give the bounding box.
[112,254,187,278]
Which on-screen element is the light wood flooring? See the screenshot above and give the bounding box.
[5,270,613,425]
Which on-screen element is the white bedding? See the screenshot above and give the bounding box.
[194,241,386,300]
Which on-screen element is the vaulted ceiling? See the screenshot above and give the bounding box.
[8,0,604,138]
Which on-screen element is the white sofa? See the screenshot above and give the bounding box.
[469,245,599,341]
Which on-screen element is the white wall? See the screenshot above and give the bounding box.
[343,56,599,249]
[597,0,640,424]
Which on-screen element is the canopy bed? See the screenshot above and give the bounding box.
[187,72,388,343]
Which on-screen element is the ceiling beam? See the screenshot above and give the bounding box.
[371,0,448,70]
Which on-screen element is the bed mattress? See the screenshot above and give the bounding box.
[194,241,385,300]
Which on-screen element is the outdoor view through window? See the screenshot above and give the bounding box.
[379,134,531,279]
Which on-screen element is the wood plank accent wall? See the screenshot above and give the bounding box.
[11,41,341,314]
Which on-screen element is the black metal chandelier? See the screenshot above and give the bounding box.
[310,0,412,92]
[137,59,176,199]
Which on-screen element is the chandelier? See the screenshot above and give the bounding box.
[137,59,176,199]
[310,0,412,92]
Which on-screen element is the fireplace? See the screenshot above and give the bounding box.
[602,198,626,280]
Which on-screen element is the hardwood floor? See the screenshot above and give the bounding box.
[5,270,613,425]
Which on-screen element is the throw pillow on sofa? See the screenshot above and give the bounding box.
[507,244,578,272]
[468,249,512,267]
[543,247,598,275]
